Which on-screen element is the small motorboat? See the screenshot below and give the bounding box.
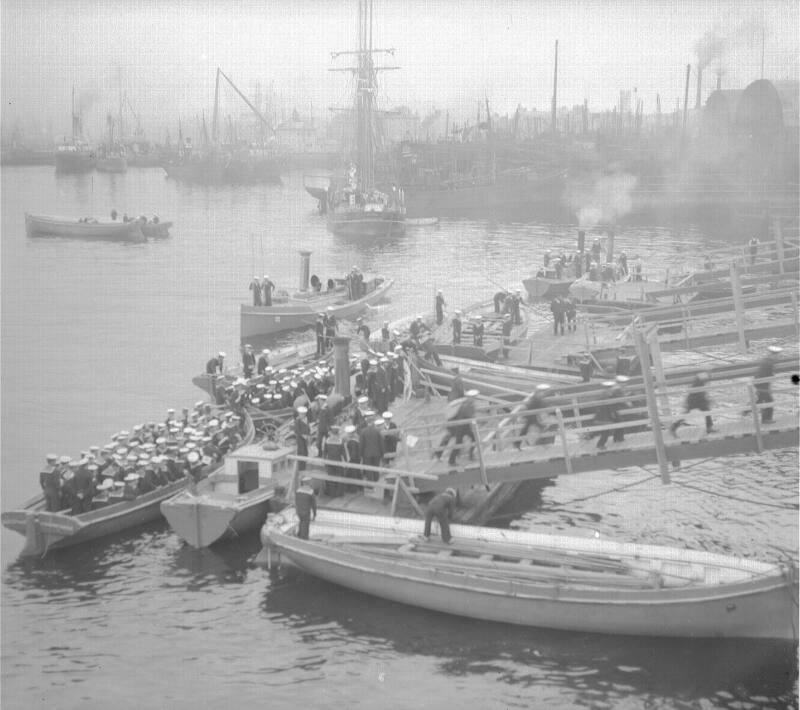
[261,508,798,640]
[160,442,293,548]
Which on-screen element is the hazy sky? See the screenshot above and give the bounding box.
[2,0,798,140]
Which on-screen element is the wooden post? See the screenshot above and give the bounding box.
[390,475,401,516]
[747,384,763,453]
[729,262,748,353]
[633,327,670,484]
[288,459,300,499]
[649,333,671,417]
[773,218,785,275]
[398,478,425,517]
[471,421,490,490]
[555,408,572,475]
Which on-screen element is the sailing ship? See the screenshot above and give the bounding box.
[54,88,95,174]
[325,0,405,237]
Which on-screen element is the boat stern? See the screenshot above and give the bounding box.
[2,510,83,557]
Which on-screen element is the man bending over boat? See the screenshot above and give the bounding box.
[423,488,457,544]
[295,476,317,540]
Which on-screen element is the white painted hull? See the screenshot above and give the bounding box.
[240,278,393,339]
[262,510,797,640]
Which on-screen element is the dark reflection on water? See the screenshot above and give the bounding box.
[263,569,798,708]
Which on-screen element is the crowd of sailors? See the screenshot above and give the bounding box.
[37,404,248,514]
[536,243,642,284]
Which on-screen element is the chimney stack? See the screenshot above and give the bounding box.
[299,250,312,292]
[695,65,703,110]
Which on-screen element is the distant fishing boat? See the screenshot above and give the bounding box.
[25,213,146,242]
[54,87,95,174]
[262,509,798,640]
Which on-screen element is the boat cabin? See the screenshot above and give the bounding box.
[207,443,293,495]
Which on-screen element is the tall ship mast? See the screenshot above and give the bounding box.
[325,0,405,237]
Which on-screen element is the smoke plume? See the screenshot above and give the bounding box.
[694,19,766,71]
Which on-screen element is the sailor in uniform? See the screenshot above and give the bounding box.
[294,476,317,540]
[249,276,263,306]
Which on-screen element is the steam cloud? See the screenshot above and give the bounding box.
[566,172,638,228]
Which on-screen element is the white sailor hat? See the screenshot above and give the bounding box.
[318,312,325,318]
[382,411,393,419]
[254,275,260,280]
[393,330,401,337]
[373,418,384,427]
[535,384,551,391]
[195,401,204,409]
[357,396,369,405]
[296,406,308,415]
[124,473,140,482]
[767,346,783,354]
[208,419,219,428]
[263,275,269,280]
[120,430,130,437]
[465,389,479,397]
[316,393,327,400]
[326,306,333,311]
[301,475,313,484]
[384,320,389,326]
[218,351,226,358]
[89,445,99,453]
[156,437,166,445]
[245,343,253,350]
[416,314,423,320]
[369,359,378,366]
[262,348,271,355]
[116,447,128,456]
[167,408,175,415]
[46,454,58,462]
[133,424,143,432]
[126,454,138,462]
[98,478,114,490]
[437,289,443,294]
[615,375,630,384]
[364,410,376,417]
[186,451,201,464]
[379,357,389,363]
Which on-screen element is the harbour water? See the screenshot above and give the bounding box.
[2,166,797,708]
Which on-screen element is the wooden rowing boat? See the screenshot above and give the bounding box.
[160,442,292,548]
[2,414,255,557]
[25,213,146,242]
[261,509,798,640]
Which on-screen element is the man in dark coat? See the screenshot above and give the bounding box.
[564,297,577,332]
[261,275,275,306]
[451,311,462,345]
[294,476,317,540]
[514,384,551,449]
[249,276,262,306]
[380,412,400,466]
[324,310,337,351]
[206,352,225,375]
[448,368,465,402]
[39,454,61,512]
[315,400,331,454]
[435,290,446,325]
[670,371,714,436]
[294,407,310,470]
[241,345,256,378]
[472,316,484,346]
[423,488,457,543]
[594,381,625,449]
[359,419,384,481]
[551,296,565,336]
[73,464,96,513]
[256,349,271,376]
[493,291,507,314]
[435,390,477,465]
